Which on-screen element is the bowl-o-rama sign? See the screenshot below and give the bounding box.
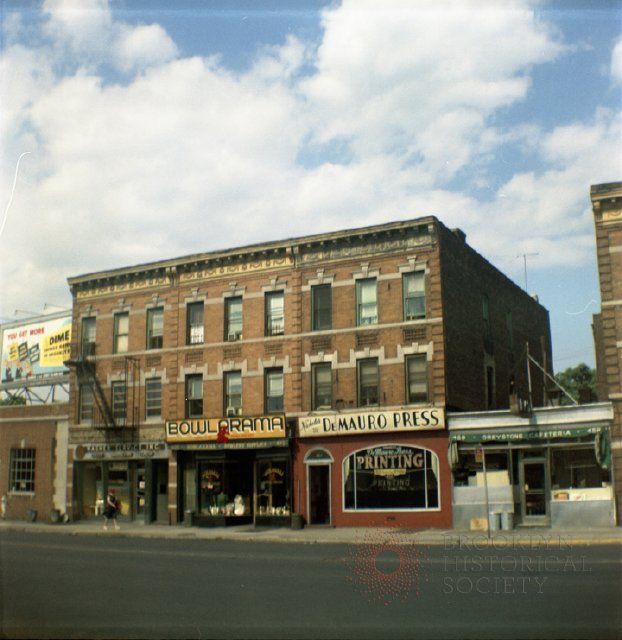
[166,415,286,443]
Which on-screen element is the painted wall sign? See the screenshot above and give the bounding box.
[1,316,72,382]
[169,438,290,451]
[73,441,168,460]
[76,276,171,300]
[179,256,294,283]
[166,415,286,443]
[298,407,444,438]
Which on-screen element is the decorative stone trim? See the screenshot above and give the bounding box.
[177,364,208,382]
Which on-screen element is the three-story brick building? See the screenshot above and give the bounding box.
[65,216,551,528]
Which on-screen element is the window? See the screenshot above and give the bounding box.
[506,312,513,351]
[9,448,36,493]
[406,355,428,404]
[186,302,204,345]
[358,358,379,407]
[311,284,332,331]
[113,312,129,354]
[486,365,495,409]
[79,385,94,423]
[403,272,426,320]
[225,297,243,341]
[265,291,284,336]
[343,445,439,510]
[224,371,242,416]
[111,382,127,425]
[356,278,377,326]
[185,374,203,419]
[146,307,164,350]
[312,363,332,410]
[81,317,96,356]
[482,294,491,339]
[265,368,284,413]
[145,378,162,419]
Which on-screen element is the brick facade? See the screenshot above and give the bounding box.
[65,216,550,527]
[591,182,622,522]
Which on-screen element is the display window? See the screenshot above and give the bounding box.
[343,444,439,510]
[108,462,130,516]
[198,459,252,516]
[551,447,609,489]
[256,459,290,516]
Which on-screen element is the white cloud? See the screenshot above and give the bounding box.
[611,37,622,83]
[113,24,178,73]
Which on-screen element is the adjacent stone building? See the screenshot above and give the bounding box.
[592,181,622,522]
[65,216,551,527]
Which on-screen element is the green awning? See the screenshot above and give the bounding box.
[449,425,605,444]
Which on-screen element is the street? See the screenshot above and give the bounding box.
[1,530,620,639]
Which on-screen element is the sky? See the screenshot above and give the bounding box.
[1,0,621,373]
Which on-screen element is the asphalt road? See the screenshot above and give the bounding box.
[1,530,620,639]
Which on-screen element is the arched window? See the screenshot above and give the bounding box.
[343,444,439,511]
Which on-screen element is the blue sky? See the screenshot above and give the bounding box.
[1,0,621,372]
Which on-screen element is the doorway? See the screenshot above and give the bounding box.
[519,454,549,524]
[308,465,331,525]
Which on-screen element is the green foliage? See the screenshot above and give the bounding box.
[554,363,597,404]
[0,396,27,406]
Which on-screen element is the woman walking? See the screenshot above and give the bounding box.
[103,488,120,530]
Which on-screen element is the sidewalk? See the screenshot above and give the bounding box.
[1,518,621,546]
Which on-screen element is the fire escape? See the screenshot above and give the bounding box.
[66,342,140,440]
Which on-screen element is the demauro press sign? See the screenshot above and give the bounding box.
[166,415,286,443]
[298,407,445,438]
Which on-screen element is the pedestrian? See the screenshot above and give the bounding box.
[102,489,120,531]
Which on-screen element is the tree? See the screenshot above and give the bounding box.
[0,396,26,406]
[554,363,597,404]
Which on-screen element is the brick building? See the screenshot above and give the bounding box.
[65,216,551,527]
[592,181,622,522]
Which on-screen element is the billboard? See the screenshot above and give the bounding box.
[1,315,72,383]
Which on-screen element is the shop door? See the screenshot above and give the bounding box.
[519,457,549,524]
[308,465,331,525]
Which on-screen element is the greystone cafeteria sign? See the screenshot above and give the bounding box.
[298,407,445,437]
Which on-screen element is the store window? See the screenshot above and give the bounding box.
[145,378,162,419]
[81,316,96,357]
[265,291,284,336]
[343,445,439,510]
[185,374,203,418]
[186,302,204,345]
[113,312,129,354]
[403,272,426,320]
[312,363,332,410]
[356,278,378,326]
[265,368,284,413]
[111,381,127,425]
[79,384,94,423]
[9,448,36,492]
[225,297,243,341]
[257,459,290,516]
[406,355,428,404]
[224,371,242,416]
[357,358,379,407]
[311,284,332,331]
[198,458,253,517]
[551,448,608,489]
[146,307,164,350]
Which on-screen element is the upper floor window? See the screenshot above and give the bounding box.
[185,374,203,419]
[225,297,243,341]
[482,294,491,340]
[403,272,426,320]
[506,311,513,351]
[145,378,162,419]
[265,291,284,336]
[265,368,284,413]
[406,355,428,404]
[311,284,332,331]
[146,307,164,350]
[113,312,129,354]
[224,371,242,416]
[78,385,94,423]
[111,381,127,425]
[81,317,96,357]
[358,358,379,407]
[356,278,378,326]
[186,302,204,345]
[312,363,332,410]
[9,448,35,493]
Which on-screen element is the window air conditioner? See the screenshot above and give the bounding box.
[226,406,241,417]
[228,332,242,341]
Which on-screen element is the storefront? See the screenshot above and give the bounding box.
[448,403,615,529]
[72,441,169,523]
[167,415,292,526]
[295,407,452,528]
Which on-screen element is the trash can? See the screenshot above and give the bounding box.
[26,509,37,523]
[50,509,61,524]
[501,512,514,531]
[291,513,303,530]
[488,512,501,531]
[184,510,194,527]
